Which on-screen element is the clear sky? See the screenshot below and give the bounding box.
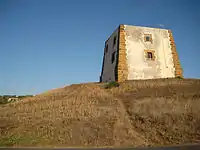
[0,0,200,95]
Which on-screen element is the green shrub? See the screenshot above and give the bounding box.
[0,97,18,104]
[0,135,40,146]
[0,97,8,104]
[104,81,120,89]
[176,76,183,79]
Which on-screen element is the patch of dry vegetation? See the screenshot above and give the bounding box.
[0,78,200,148]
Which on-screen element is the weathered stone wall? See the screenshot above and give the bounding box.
[168,30,183,78]
[116,25,128,82]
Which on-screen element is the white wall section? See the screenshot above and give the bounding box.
[124,25,175,80]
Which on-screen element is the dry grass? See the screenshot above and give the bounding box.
[0,78,200,148]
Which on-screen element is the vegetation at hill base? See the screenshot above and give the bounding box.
[103,81,120,89]
[0,95,33,104]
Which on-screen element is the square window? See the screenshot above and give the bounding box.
[146,36,150,41]
[144,50,155,61]
[144,34,152,42]
[147,52,153,59]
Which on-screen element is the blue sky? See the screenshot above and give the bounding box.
[0,0,200,95]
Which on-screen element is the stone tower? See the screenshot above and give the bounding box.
[100,24,183,82]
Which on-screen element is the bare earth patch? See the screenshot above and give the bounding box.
[0,78,200,148]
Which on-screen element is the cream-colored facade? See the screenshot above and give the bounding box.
[100,24,183,82]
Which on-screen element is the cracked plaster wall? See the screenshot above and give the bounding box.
[124,25,175,80]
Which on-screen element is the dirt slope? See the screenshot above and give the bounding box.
[0,78,200,148]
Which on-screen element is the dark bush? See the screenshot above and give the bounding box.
[104,81,120,89]
[0,97,8,104]
[176,76,183,79]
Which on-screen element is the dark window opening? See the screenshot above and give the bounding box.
[147,52,153,60]
[111,52,115,64]
[113,36,116,47]
[145,36,150,41]
[105,45,108,53]
[144,34,152,42]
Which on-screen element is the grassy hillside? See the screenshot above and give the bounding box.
[0,78,200,148]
